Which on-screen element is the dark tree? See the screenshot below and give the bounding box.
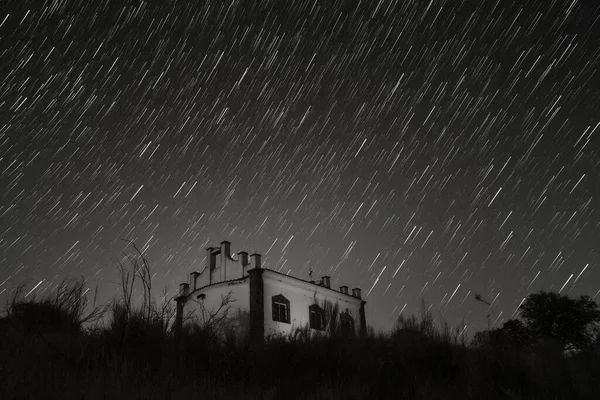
[501,319,532,347]
[519,291,600,351]
[471,319,531,351]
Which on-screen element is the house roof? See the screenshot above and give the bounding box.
[180,276,249,301]
[260,268,365,303]
[177,268,364,304]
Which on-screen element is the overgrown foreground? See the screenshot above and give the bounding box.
[1,280,599,400]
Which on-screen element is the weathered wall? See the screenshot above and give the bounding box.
[183,278,250,335]
[261,270,363,338]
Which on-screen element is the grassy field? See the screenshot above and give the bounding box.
[1,280,599,399]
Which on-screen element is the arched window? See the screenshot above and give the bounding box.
[309,304,325,331]
[272,294,290,323]
[340,311,355,337]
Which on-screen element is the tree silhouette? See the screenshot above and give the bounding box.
[519,290,600,351]
[472,290,600,353]
[471,319,531,351]
[501,319,531,346]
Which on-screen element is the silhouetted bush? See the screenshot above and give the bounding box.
[3,278,105,337]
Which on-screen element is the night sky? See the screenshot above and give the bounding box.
[1,0,599,336]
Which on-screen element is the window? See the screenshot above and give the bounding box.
[309,304,325,331]
[340,312,355,337]
[272,294,290,323]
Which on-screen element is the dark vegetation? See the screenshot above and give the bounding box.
[1,242,599,399]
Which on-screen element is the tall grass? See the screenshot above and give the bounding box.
[2,279,599,400]
[2,247,599,400]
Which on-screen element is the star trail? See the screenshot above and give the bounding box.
[1,0,599,335]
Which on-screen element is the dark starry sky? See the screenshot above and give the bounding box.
[1,0,599,335]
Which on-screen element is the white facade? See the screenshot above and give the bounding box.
[183,278,250,335]
[175,241,366,342]
[262,269,363,338]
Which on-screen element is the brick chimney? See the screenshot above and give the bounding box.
[207,246,221,284]
[221,240,232,259]
[340,286,348,295]
[321,276,331,288]
[190,271,200,291]
[179,283,190,297]
[250,253,262,269]
[206,247,214,269]
[352,288,362,299]
[239,251,249,276]
[221,241,231,280]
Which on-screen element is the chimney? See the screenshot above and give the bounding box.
[206,247,214,269]
[179,283,190,297]
[321,276,331,288]
[220,241,231,281]
[239,251,249,276]
[250,253,262,269]
[352,288,362,299]
[221,240,232,259]
[340,286,348,295]
[190,272,200,291]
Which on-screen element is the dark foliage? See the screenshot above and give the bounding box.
[472,291,600,355]
[2,284,600,399]
[2,247,599,399]
[2,278,105,337]
[519,290,600,351]
[471,319,532,353]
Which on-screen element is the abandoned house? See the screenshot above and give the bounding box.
[174,241,367,343]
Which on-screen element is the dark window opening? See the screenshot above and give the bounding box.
[272,294,290,323]
[309,304,325,331]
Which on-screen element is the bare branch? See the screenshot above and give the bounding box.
[189,291,236,336]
